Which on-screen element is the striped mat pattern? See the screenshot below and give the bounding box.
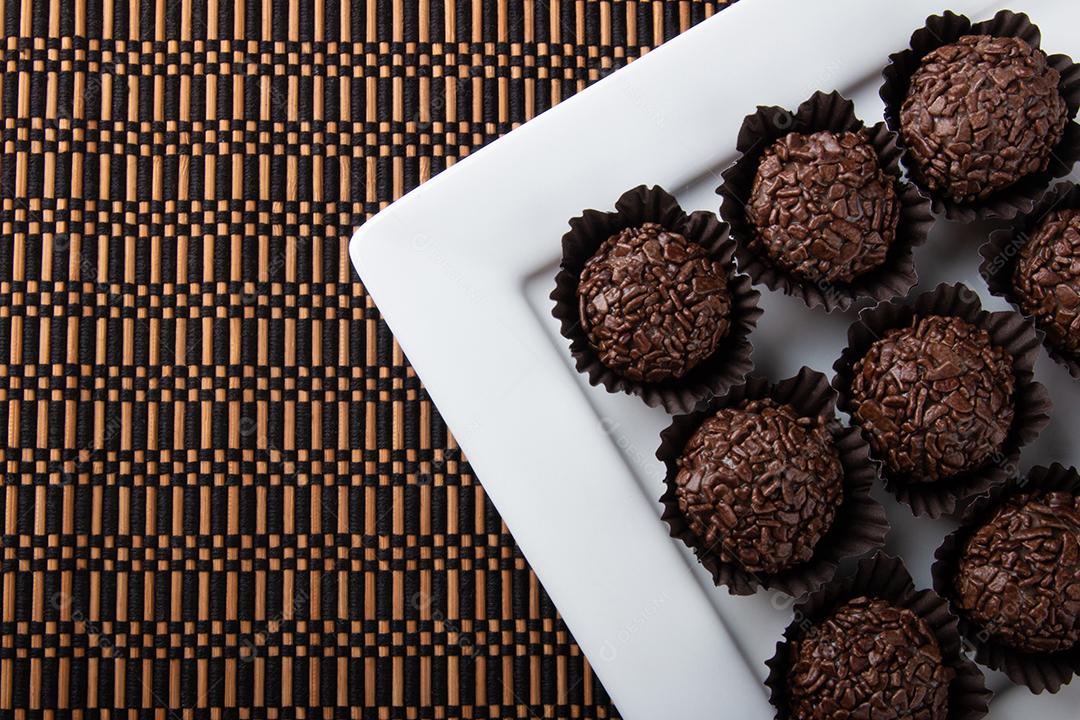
[0,1,728,716]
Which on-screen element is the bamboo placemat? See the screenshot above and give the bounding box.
[0,1,728,716]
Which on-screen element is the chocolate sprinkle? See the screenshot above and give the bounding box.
[1014,208,1080,357]
[955,491,1080,654]
[747,129,899,284]
[788,596,954,720]
[848,315,1014,482]
[576,223,732,383]
[900,35,1068,204]
[674,398,843,575]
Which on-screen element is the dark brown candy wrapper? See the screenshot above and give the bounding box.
[981,181,1080,378]
[765,553,991,720]
[657,367,888,597]
[933,463,1080,693]
[552,185,761,414]
[881,9,1080,221]
[717,90,933,312]
[833,282,1051,518]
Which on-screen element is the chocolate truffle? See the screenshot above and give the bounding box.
[900,35,1068,204]
[577,223,731,383]
[848,315,1014,482]
[788,597,954,720]
[674,398,843,575]
[955,491,1080,653]
[1013,208,1080,356]
[747,129,899,284]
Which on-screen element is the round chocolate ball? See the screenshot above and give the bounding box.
[1013,208,1080,356]
[577,223,731,383]
[747,129,899,284]
[674,398,843,575]
[955,491,1080,653]
[788,597,953,720]
[900,35,1068,204]
[848,315,1014,482]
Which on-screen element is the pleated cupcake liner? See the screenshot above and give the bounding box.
[656,366,889,597]
[832,282,1051,518]
[980,180,1080,378]
[765,553,991,720]
[717,90,933,312]
[932,463,1080,693]
[880,9,1080,221]
[551,184,762,414]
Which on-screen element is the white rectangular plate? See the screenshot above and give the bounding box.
[350,1,1080,717]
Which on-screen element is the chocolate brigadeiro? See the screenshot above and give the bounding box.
[933,464,1080,693]
[833,283,1051,518]
[675,399,842,575]
[981,181,1080,378]
[850,314,1014,484]
[749,130,897,283]
[552,185,761,413]
[577,223,730,384]
[881,10,1080,221]
[658,368,888,597]
[902,36,1066,203]
[956,493,1080,654]
[788,598,952,719]
[766,554,990,720]
[718,90,933,311]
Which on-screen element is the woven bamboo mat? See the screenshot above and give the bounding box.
[0,1,729,716]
